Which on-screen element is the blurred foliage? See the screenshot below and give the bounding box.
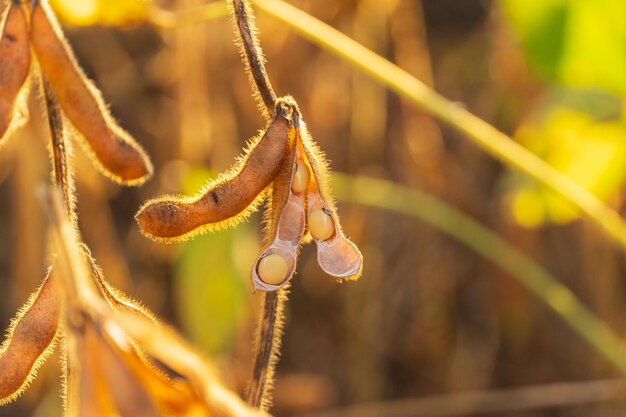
[175,167,256,355]
[506,97,626,227]
[502,0,626,94]
[502,0,626,226]
[49,0,148,26]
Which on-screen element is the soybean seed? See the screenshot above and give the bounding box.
[257,254,289,285]
[309,208,335,241]
[291,160,310,193]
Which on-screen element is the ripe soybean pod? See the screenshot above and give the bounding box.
[252,127,306,291]
[29,0,152,185]
[0,268,60,404]
[300,125,363,280]
[0,0,30,143]
[135,99,298,242]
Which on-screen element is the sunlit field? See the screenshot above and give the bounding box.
[1,0,626,416]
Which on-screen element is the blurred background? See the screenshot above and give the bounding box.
[2,0,626,416]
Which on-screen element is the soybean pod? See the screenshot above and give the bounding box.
[136,100,297,242]
[0,269,60,404]
[300,126,363,280]
[252,126,307,291]
[0,1,30,143]
[29,0,152,185]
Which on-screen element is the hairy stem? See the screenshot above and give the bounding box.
[228,0,286,409]
[247,289,287,409]
[231,0,277,118]
[40,73,74,217]
[40,69,77,413]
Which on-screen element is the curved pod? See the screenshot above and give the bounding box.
[300,127,363,280]
[136,103,296,241]
[30,0,152,184]
[0,1,30,142]
[0,269,60,404]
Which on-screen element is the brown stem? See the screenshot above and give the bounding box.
[247,289,287,410]
[39,69,78,412]
[229,0,287,410]
[40,73,74,217]
[231,0,277,118]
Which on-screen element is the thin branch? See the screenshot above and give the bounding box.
[231,0,277,118]
[300,377,626,417]
[254,0,626,253]
[332,173,626,375]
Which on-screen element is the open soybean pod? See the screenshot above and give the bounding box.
[0,0,31,143]
[136,99,298,242]
[252,129,307,291]
[0,269,60,404]
[29,0,152,185]
[300,127,363,280]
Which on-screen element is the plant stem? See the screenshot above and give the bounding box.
[40,73,73,218]
[255,0,626,253]
[248,289,287,409]
[231,0,277,119]
[229,0,285,409]
[39,69,80,412]
[333,173,626,375]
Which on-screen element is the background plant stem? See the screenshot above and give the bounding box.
[333,173,626,375]
[254,0,626,253]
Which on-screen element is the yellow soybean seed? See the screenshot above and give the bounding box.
[257,254,289,285]
[309,208,335,241]
[291,160,310,193]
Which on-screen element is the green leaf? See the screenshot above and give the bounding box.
[501,0,626,95]
[174,167,258,355]
[505,104,626,226]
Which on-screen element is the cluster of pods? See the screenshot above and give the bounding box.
[136,97,363,291]
[0,0,363,412]
[0,0,151,184]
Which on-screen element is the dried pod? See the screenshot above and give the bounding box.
[67,309,199,417]
[117,308,267,417]
[136,100,297,242]
[300,127,363,280]
[29,0,152,185]
[0,269,60,404]
[0,0,30,143]
[252,140,306,291]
